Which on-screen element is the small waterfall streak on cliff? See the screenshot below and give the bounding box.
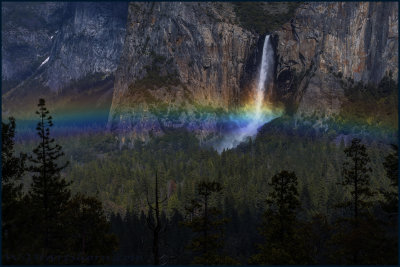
[216,35,275,152]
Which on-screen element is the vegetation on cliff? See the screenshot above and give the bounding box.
[234,2,301,34]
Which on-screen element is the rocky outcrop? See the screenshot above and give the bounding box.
[108,2,260,143]
[273,2,398,117]
[2,2,67,89]
[44,2,128,92]
[2,2,128,116]
[109,1,399,144]
[3,2,397,141]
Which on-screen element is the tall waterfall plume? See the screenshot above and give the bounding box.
[216,35,277,152]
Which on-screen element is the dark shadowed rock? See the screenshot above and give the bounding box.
[108,2,260,143]
[2,2,128,117]
[273,2,398,117]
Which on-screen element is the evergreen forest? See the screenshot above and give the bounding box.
[2,98,398,265]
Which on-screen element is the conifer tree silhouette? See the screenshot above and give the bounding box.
[182,181,236,265]
[252,170,311,264]
[338,138,374,223]
[332,138,378,265]
[2,117,26,260]
[28,99,70,261]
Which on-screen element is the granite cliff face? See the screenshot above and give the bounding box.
[44,2,128,92]
[108,1,398,144]
[2,2,398,141]
[2,2,128,116]
[2,2,67,90]
[273,2,398,117]
[108,2,261,142]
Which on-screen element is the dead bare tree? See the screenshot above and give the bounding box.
[146,171,167,265]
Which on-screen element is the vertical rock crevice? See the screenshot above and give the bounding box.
[108,2,260,143]
[274,2,398,117]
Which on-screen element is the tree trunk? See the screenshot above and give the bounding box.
[353,153,358,264]
[153,172,160,265]
[204,191,208,256]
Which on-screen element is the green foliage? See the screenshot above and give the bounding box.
[303,214,333,264]
[182,181,237,265]
[26,99,72,259]
[1,117,27,260]
[329,213,390,264]
[330,138,391,265]
[62,194,118,264]
[339,74,398,129]
[383,144,399,183]
[234,2,301,34]
[251,170,312,264]
[50,117,393,223]
[130,53,180,94]
[378,144,399,264]
[3,100,118,264]
[338,138,374,219]
[381,144,398,214]
[266,170,300,215]
[1,117,26,197]
[8,99,398,264]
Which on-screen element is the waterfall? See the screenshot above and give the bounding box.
[216,35,275,152]
[244,35,274,135]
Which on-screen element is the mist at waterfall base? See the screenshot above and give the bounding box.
[8,28,395,148]
[215,35,278,153]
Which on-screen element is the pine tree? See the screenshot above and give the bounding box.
[182,181,237,265]
[27,99,71,261]
[300,181,313,219]
[62,193,118,264]
[305,214,332,264]
[378,144,398,264]
[251,170,312,264]
[381,144,398,214]
[338,138,374,222]
[2,117,26,261]
[332,138,379,264]
[166,210,191,264]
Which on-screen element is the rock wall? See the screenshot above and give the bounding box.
[108,2,259,142]
[2,2,128,116]
[45,2,128,91]
[3,2,398,138]
[273,2,398,116]
[2,2,67,88]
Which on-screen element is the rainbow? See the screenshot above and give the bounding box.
[5,91,397,148]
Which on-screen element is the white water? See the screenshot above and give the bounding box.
[216,35,275,152]
[39,56,50,68]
